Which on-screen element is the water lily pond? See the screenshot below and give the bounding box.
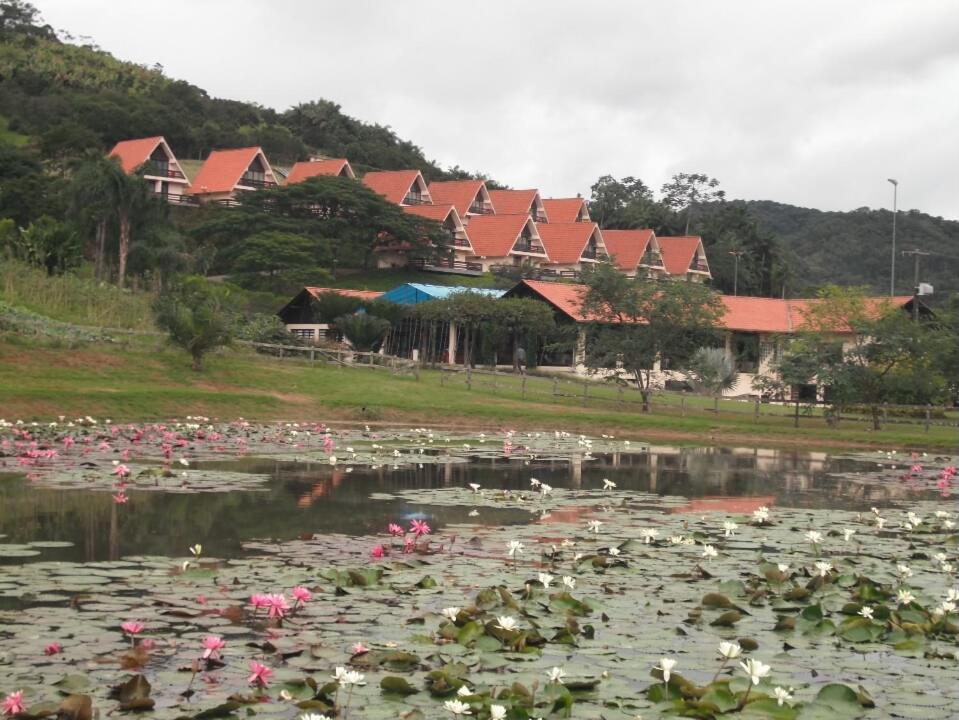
[0,421,957,719]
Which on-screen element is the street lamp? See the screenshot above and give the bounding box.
[728,250,744,296]
[887,178,898,296]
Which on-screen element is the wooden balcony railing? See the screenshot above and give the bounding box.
[403,194,430,206]
[146,163,186,179]
[691,260,710,273]
[410,257,483,273]
[512,242,546,254]
[468,203,494,215]
[162,193,199,206]
[238,175,276,189]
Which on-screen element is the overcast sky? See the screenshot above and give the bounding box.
[35,1,959,219]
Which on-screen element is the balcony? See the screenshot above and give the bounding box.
[640,251,664,268]
[163,193,199,207]
[691,260,710,273]
[468,203,494,215]
[453,237,471,248]
[409,257,483,276]
[533,212,548,223]
[146,162,186,180]
[403,194,430,206]
[238,175,276,189]
[511,240,546,255]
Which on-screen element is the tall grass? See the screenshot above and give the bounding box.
[0,260,156,331]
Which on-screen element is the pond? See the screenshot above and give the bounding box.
[0,421,957,719]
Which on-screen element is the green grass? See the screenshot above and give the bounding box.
[0,115,28,146]
[2,334,956,451]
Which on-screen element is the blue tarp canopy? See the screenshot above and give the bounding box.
[380,283,506,306]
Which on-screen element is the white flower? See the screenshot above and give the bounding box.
[875,517,886,529]
[468,483,480,493]
[468,509,479,517]
[718,641,741,659]
[300,714,331,720]
[587,519,603,534]
[547,666,567,683]
[669,535,685,545]
[907,511,922,526]
[602,478,616,490]
[339,670,365,686]
[442,607,461,622]
[934,553,948,564]
[777,563,790,574]
[179,457,190,467]
[655,657,677,683]
[444,699,472,715]
[805,530,823,545]
[739,658,771,685]
[753,506,770,523]
[507,540,524,557]
[773,686,793,707]
[939,600,957,614]
[702,544,718,560]
[489,706,506,720]
[843,528,856,542]
[561,576,576,590]
[723,521,738,537]
[494,616,519,632]
[529,478,541,488]
[946,588,959,602]
[814,561,833,577]
[189,544,202,557]
[540,483,553,496]
[640,528,659,543]
[858,606,874,619]
[328,455,337,465]
[456,685,472,697]
[897,589,915,605]
[608,547,621,557]
[538,572,554,588]
[897,563,913,578]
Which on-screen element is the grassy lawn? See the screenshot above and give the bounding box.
[2,335,956,451]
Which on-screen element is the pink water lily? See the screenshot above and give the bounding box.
[113,490,129,504]
[370,544,385,558]
[250,593,270,612]
[410,519,431,537]
[266,593,290,619]
[247,661,272,687]
[388,523,404,536]
[351,642,369,655]
[121,621,144,636]
[43,642,62,656]
[291,586,312,604]
[2,690,25,716]
[113,464,131,478]
[201,635,226,661]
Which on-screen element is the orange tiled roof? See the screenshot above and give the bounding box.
[305,287,383,301]
[109,136,166,174]
[542,198,587,223]
[657,236,703,275]
[428,180,486,216]
[602,229,656,271]
[286,159,352,184]
[361,170,424,205]
[512,280,592,322]
[537,223,599,265]
[190,147,266,195]
[463,214,531,258]
[488,189,541,217]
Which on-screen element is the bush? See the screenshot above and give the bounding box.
[153,276,232,370]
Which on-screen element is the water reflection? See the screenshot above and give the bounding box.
[0,445,934,564]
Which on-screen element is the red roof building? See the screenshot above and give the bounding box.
[189,147,278,204]
[602,229,666,277]
[428,180,494,218]
[362,170,432,206]
[108,136,191,203]
[658,236,711,281]
[536,222,608,272]
[463,214,547,271]
[286,158,355,184]
[277,287,385,344]
[488,189,548,222]
[542,197,590,223]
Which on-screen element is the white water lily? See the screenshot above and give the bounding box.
[442,607,461,622]
[939,600,957,615]
[805,530,823,545]
[300,714,331,720]
[602,478,616,490]
[858,606,874,619]
[897,563,914,578]
[561,575,576,590]
[444,699,472,715]
[753,506,770,523]
[538,572,554,588]
[739,658,771,685]
[587,519,603,534]
[875,516,886,529]
[655,657,677,683]
[640,528,659,543]
[702,544,718,560]
[933,553,948,565]
[507,540,524,557]
[777,563,790,574]
[468,509,479,517]
[723,521,738,537]
[339,670,365,686]
[488,706,506,720]
[468,483,480,493]
[773,686,793,707]
[718,641,742,659]
[843,528,856,542]
[814,560,833,577]
[669,535,685,545]
[540,483,553,497]
[494,616,519,632]
[529,478,541,488]
[456,685,472,697]
[946,588,959,602]
[897,589,916,605]
[608,547,621,557]
[547,666,567,684]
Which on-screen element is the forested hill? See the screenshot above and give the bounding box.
[740,200,959,299]
[0,5,476,180]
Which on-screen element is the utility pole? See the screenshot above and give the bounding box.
[728,249,744,296]
[901,248,930,322]
[887,178,898,296]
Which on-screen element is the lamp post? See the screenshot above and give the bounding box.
[728,250,744,296]
[887,178,898,296]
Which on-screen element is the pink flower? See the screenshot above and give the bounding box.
[196,595,208,605]
[201,636,226,661]
[351,642,369,655]
[910,464,923,474]
[139,638,156,651]
[403,537,415,554]
[266,593,290,619]
[388,523,404,536]
[370,544,385,558]
[113,491,129,504]
[410,519,431,537]
[247,661,272,688]
[121,621,144,636]
[291,586,312,604]
[2,690,25,716]
[43,642,62,656]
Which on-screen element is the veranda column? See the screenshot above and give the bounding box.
[447,321,458,365]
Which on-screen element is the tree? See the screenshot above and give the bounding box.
[587,175,654,228]
[0,0,55,39]
[660,173,725,234]
[688,347,738,413]
[489,298,556,370]
[3,215,80,274]
[580,263,724,411]
[231,230,325,293]
[153,276,232,371]
[335,313,391,352]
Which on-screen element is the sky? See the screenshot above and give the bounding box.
[35,1,959,219]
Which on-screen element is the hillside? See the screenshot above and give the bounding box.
[742,200,959,298]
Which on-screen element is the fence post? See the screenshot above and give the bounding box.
[466,367,472,391]
[522,374,527,400]
[582,380,588,407]
[552,377,559,396]
[369,352,374,366]
[925,404,931,434]
[279,347,284,360]
[754,397,760,421]
[310,349,315,365]
[618,384,624,407]
[882,402,888,428]
[681,393,687,417]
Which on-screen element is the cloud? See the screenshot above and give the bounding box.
[36,0,959,218]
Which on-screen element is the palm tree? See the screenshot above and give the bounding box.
[688,347,739,413]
